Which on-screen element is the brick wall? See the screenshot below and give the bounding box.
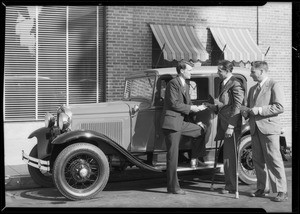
[258,2,292,131]
[105,3,292,140]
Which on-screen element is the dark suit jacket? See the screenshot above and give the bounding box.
[162,76,191,132]
[214,76,244,140]
[247,78,284,135]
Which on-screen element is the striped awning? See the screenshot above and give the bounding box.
[210,27,264,63]
[150,24,209,62]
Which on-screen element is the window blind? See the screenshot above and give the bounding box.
[68,6,97,104]
[38,6,67,118]
[4,6,105,121]
[4,6,36,120]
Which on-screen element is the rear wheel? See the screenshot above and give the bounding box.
[28,145,54,187]
[53,143,109,200]
[238,135,257,184]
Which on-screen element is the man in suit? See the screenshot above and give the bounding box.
[161,60,207,195]
[205,60,245,194]
[241,61,287,202]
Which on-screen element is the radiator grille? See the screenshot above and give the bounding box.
[80,122,123,144]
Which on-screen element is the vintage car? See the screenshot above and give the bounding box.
[22,64,288,200]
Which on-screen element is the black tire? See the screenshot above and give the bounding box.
[53,143,109,200]
[28,145,54,187]
[238,135,257,185]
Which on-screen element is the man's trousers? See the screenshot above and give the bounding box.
[251,125,287,193]
[163,121,203,192]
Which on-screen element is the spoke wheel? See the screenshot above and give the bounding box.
[53,143,109,200]
[238,135,257,185]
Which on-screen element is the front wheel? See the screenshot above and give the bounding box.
[53,143,109,200]
[238,135,257,185]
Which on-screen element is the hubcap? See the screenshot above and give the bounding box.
[79,167,89,178]
[65,155,100,189]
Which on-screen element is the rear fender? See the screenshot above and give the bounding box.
[28,127,52,159]
[240,123,251,140]
[51,130,162,172]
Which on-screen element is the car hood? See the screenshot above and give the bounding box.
[68,101,142,115]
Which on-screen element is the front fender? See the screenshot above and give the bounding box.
[51,130,162,172]
[28,127,52,159]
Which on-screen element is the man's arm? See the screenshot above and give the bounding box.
[249,81,284,117]
[164,81,190,115]
[260,81,284,116]
[165,81,201,115]
[228,80,244,127]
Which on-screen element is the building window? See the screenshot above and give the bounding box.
[4,6,105,121]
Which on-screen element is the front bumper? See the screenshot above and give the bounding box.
[22,150,50,172]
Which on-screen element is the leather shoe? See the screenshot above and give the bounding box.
[190,159,197,168]
[220,189,235,194]
[273,192,288,202]
[250,189,269,197]
[168,189,186,195]
[190,159,208,168]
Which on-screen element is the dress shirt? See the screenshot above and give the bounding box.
[257,77,269,115]
[179,76,185,87]
[222,73,233,86]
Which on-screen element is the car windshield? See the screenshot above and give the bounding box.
[123,76,155,102]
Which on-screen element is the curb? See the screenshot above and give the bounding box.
[5,175,41,190]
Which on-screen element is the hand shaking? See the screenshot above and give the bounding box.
[203,102,217,111]
[198,104,207,111]
[191,104,207,112]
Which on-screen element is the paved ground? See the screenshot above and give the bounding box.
[4,159,294,212]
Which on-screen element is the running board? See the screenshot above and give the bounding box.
[152,161,223,172]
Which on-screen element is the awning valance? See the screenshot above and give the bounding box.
[209,27,264,63]
[150,24,209,62]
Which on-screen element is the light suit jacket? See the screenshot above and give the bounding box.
[247,78,284,135]
[214,76,244,141]
[162,76,191,132]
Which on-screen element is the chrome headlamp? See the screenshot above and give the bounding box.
[58,112,71,131]
[45,112,55,128]
[131,104,139,115]
[57,105,72,131]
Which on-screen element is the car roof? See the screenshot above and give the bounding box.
[128,65,251,78]
[152,65,251,76]
[126,65,256,91]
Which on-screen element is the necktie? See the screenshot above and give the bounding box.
[253,83,261,101]
[219,81,225,94]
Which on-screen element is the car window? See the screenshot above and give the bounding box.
[153,78,169,106]
[187,77,209,101]
[124,76,155,101]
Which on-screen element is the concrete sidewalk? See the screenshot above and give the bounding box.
[5,164,41,190]
[5,154,292,191]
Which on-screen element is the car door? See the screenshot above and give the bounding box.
[130,75,157,152]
